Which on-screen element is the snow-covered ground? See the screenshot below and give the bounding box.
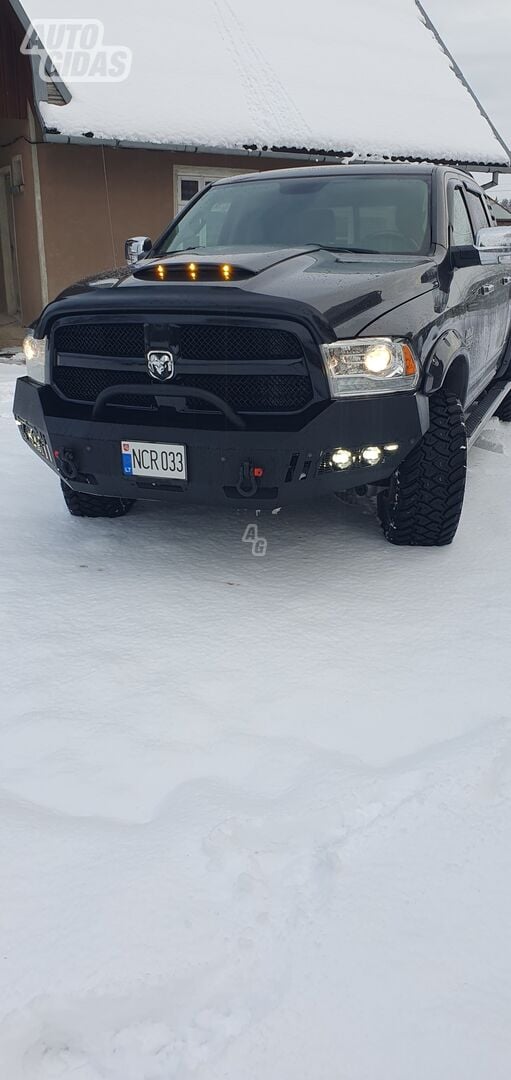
[1,362,510,1079]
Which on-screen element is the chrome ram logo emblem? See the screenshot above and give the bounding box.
[147,349,175,381]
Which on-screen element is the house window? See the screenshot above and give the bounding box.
[173,166,249,216]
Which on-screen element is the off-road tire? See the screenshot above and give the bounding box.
[61,481,135,518]
[377,390,467,546]
[495,389,511,422]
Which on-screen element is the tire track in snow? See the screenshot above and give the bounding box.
[1,721,510,1077]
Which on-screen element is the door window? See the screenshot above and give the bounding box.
[464,190,491,235]
[451,189,474,246]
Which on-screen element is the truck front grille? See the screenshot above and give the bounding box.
[53,366,313,413]
[55,323,145,358]
[54,323,304,362]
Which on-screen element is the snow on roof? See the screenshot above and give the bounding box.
[20,0,510,166]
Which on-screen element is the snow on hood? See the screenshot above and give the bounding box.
[23,0,509,166]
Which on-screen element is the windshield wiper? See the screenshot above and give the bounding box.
[161,243,382,256]
[161,246,205,256]
[309,244,381,255]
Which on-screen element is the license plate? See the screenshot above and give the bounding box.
[121,441,187,480]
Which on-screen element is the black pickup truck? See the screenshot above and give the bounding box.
[14,163,511,545]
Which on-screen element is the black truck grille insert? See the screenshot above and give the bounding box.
[53,367,312,412]
[54,323,304,362]
[55,323,145,358]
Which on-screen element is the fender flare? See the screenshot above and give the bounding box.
[422,330,469,404]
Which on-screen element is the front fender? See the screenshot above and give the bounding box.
[422,330,468,399]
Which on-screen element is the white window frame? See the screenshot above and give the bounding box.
[173,164,250,216]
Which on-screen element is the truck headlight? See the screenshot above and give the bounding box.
[322,338,418,397]
[23,334,48,384]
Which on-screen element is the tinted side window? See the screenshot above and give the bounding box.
[465,190,491,234]
[451,189,474,245]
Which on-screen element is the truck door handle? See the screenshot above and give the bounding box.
[501,276,511,286]
[480,284,495,295]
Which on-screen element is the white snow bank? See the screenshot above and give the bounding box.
[25,0,509,165]
[1,363,511,1078]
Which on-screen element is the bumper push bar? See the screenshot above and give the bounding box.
[92,383,246,429]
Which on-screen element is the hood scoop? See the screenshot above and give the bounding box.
[133,259,255,283]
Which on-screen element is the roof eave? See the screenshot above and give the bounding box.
[39,132,511,172]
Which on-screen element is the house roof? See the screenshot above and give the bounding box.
[15,0,511,168]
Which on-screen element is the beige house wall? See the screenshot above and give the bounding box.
[36,143,299,313]
[0,117,43,324]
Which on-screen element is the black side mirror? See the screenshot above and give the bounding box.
[451,245,481,269]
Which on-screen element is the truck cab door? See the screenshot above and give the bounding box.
[447,183,494,404]
[465,186,511,374]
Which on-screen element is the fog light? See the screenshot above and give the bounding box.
[361,446,382,466]
[331,448,353,470]
[15,416,51,462]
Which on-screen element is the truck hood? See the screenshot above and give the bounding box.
[40,246,439,340]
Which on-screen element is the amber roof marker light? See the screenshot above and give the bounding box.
[139,262,252,283]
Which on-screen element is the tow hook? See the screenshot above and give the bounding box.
[55,447,80,481]
[235,460,264,498]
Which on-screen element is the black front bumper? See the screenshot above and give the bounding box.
[14,378,429,508]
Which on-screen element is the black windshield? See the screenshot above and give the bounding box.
[156,174,431,257]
